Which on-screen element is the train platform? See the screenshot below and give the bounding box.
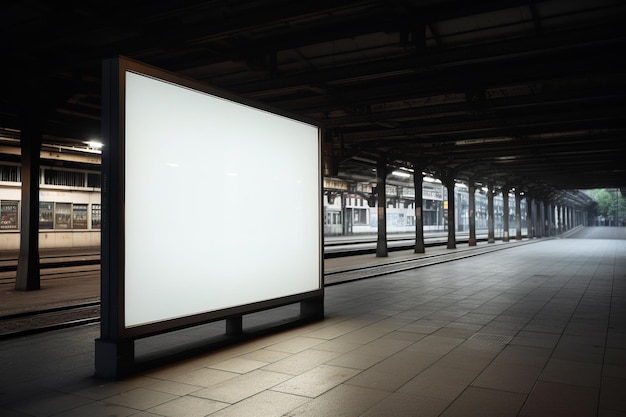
[0,239,531,317]
[1,228,625,416]
[0,247,100,318]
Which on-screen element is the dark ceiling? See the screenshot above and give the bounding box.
[1,0,625,195]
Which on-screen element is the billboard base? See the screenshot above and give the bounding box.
[94,296,324,380]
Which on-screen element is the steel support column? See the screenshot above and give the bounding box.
[526,195,534,239]
[547,202,553,237]
[535,201,546,238]
[15,109,42,291]
[515,189,523,240]
[376,156,388,257]
[412,165,425,254]
[487,183,495,243]
[443,175,456,249]
[468,181,477,246]
[502,186,510,242]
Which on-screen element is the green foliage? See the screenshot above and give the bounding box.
[585,188,625,223]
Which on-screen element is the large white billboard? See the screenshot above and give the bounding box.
[122,68,322,328]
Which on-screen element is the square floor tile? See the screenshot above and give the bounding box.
[169,367,239,387]
[238,349,291,363]
[46,401,137,417]
[191,369,291,404]
[6,390,92,416]
[472,364,542,394]
[147,395,228,417]
[105,388,179,410]
[361,392,449,417]
[208,390,309,417]
[272,365,360,398]
[327,352,383,370]
[145,379,202,396]
[345,367,414,392]
[511,330,560,349]
[351,337,414,358]
[262,348,341,375]
[441,386,527,417]
[600,376,626,412]
[539,359,602,387]
[491,345,552,368]
[398,365,479,400]
[520,381,599,417]
[208,357,268,374]
[265,336,326,354]
[404,335,465,355]
[285,384,390,417]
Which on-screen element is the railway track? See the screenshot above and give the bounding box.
[0,255,100,285]
[0,301,100,339]
[0,238,539,339]
[0,253,101,338]
[324,239,538,285]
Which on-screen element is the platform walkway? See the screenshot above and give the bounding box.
[0,239,530,316]
[1,230,625,416]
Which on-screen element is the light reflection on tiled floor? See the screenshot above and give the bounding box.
[0,238,625,416]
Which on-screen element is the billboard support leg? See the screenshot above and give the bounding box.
[301,296,324,320]
[95,338,135,380]
[226,316,243,335]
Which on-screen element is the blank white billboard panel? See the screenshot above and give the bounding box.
[123,70,321,328]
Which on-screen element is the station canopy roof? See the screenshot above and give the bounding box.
[1,0,625,201]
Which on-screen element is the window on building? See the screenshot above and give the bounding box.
[44,170,85,187]
[91,204,101,229]
[55,203,71,229]
[39,202,54,229]
[87,173,101,188]
[353,208,368,225]
[0,165,20,182]
[73,204,88,229]
[0,200,19,230]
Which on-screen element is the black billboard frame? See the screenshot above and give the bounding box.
[95,56,324,379]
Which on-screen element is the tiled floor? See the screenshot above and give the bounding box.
[0,234,625,416]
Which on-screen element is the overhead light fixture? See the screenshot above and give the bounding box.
[84,140,103,149]
[455,137,514,146]
[424,176,441,184]
[392,170,411,178]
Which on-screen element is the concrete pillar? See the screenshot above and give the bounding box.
[412,166,425,254]
[568,206,572,229]
[537,201,544,238]
[468,182,477,246]
[526,195,534,239]
[546,202,553,237]
[487,183,495,243]
[376,157,388,257]
[16,110,42,291]
[502,186,510,242]
[443,176,456,249]
[515,190,522,240]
